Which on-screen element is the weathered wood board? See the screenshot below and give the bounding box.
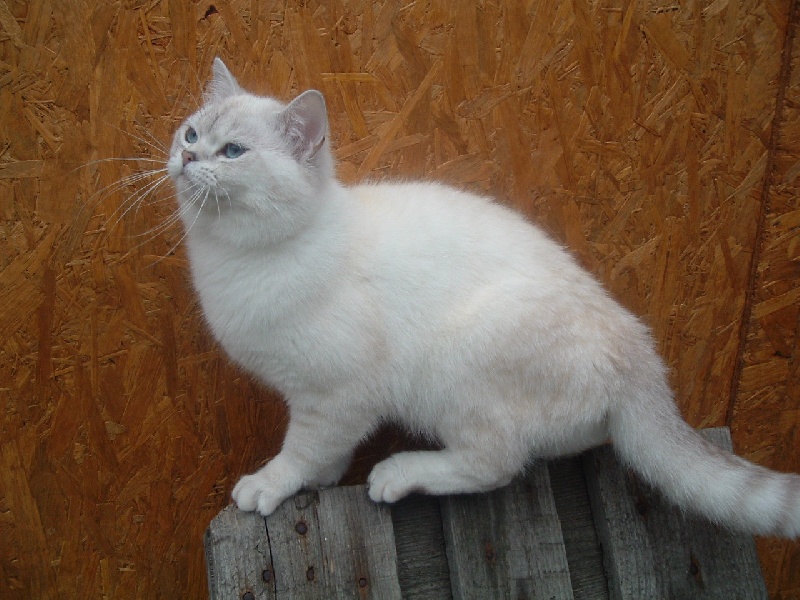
[207,488,401,599]
[206,428,767,600]
[390,493,453,600]
[584,428,768,600]
[205,507,275,600]
[440,464,573,599]
[548,456,609,600]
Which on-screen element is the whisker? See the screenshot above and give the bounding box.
[84,167,168,217]
[102,119,170,159]
[179,59,204,109]
[133,187,186,209]
[265,194,287,220]
[134,184,203,243]
[72,157,165,173]
[148,187,210,266]
[156,189,202,232]
[131,173,174,222]
[82,170,163,218]
[108,174,173,231]
[215,182,234,212]
[136,123,172,157]
[85,64,225,268]
[69,159,166,217]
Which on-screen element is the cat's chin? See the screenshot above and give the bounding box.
[178,197,296,249]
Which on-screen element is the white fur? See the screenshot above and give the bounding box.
[166,59,800,536]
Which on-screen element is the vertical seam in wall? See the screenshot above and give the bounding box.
[726,0,800,427]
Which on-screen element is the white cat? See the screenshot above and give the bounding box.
[166,58,800,537]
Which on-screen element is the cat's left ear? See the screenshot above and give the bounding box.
[281,90,328,161]
[206,57,243,102]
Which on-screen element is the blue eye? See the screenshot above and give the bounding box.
[185,127,198,143]
[222,143,246,159]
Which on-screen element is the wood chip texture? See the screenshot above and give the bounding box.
[0,0,798,598]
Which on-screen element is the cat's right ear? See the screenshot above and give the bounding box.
[206,58,242,102]
[281,90,328,162]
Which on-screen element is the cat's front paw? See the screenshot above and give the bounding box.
[367,457,414,504]
[232,473,286,516]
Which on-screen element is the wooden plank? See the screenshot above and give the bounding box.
[257,492,322,597]
[316,486,402,598]
[207,488,401,599]
[391,494,453,599]
[584,427,768,600]
[440,463,574,599]
[265,488,401,599]
[205,505,275,600]
[548,457,610,600]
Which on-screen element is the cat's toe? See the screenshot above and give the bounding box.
[231,474,261,511]
[367,458,410,503]
[256,492,283,517]
[232,474,284,516]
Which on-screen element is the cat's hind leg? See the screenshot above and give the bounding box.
[367,447,522,504]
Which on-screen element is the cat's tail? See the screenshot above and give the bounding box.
[608,376,800,538]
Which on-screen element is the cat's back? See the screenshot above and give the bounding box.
[350,181,529,235]
[347,180,576,281]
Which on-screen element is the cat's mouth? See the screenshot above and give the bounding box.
[184,168,218,189]
[169,166,235,217]
[169,158,223,196]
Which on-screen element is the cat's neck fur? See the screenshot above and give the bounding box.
[185,175,347,252]
[184,178,351,337]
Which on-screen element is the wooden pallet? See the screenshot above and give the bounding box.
[205,428,767,599]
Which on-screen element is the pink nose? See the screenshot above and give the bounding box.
[182,150,197,166]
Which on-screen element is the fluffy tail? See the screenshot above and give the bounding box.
[608,381,800,538]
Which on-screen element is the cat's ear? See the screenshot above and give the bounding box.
[281,90,328,161]
[206,57,242,102]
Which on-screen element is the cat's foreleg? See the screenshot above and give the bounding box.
[304,450,354,489]
[367,448,521,504]
[232,404,369,516]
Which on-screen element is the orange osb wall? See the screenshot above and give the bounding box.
[1,0,798,597]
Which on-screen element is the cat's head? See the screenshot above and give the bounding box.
[167,58,334,246]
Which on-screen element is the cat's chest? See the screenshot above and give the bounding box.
[190,248,320,345]
[186,242,378,392]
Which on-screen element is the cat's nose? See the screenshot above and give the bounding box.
[182,150,197,166]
